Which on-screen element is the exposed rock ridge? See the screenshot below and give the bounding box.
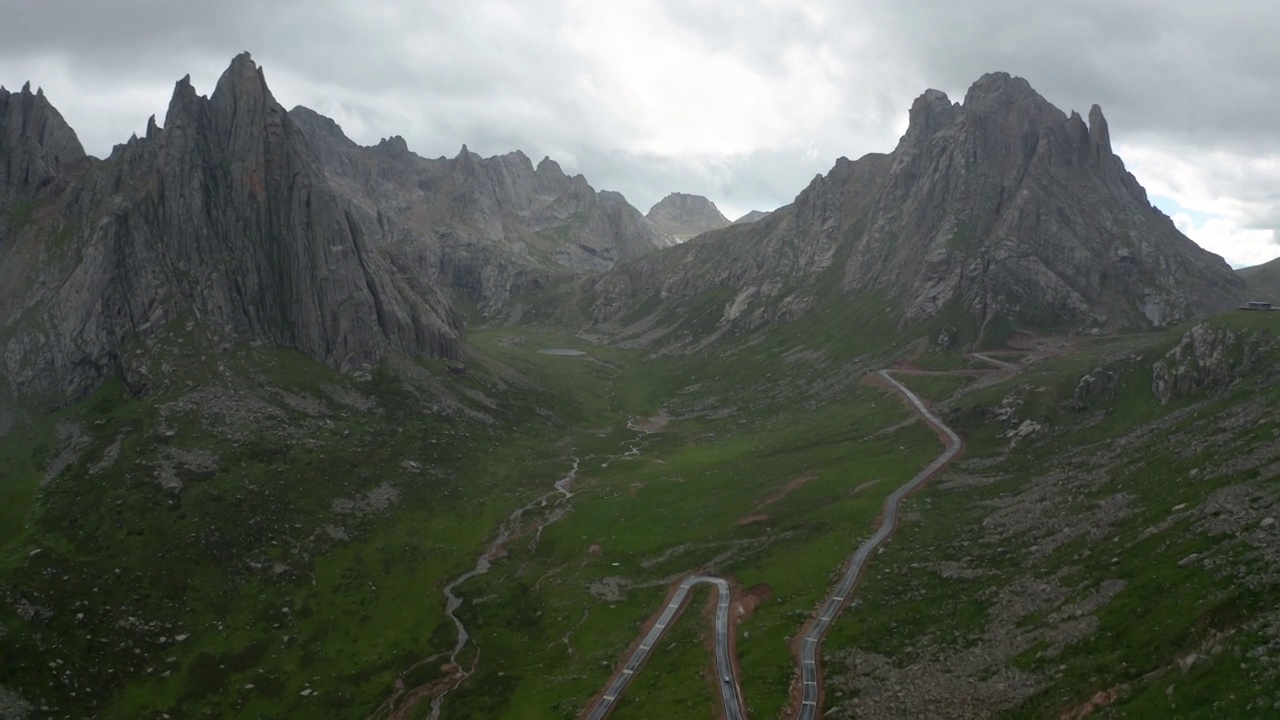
[0,52,462,402]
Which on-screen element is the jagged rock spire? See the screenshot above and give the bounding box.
[1088,103,1112,162]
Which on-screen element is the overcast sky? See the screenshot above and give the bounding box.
[2,0,1277,267]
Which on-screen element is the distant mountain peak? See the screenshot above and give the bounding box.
[646,192,730,243]
[732,210,772,225]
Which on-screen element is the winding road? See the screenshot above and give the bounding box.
[586,576,745,720]
[584,357,1009,720]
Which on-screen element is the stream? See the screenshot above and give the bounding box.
[426,415,656,718]
[428,458,580,720]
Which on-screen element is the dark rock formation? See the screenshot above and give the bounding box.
[0,53,462,402]
[646,192,730,242]
[589,72,1245,344]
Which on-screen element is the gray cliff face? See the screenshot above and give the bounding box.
[590,73,1244,342]
[645,192,731,243]
[288,110,669,308]
[0,53,462,403]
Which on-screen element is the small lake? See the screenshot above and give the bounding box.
[539,348,587,357]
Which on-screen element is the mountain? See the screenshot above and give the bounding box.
[588,73,1244,347]
[290,106,671,282]
[732,209,772,225]
[1238,256,1280,302]
[645,191,731,242]
[0,53,669,405]
[5,58,1280,720]
[0,53,465,404]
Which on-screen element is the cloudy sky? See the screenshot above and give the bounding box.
[3,0,1277,267]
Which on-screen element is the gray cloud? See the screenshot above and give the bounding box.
[1,0,1276,263]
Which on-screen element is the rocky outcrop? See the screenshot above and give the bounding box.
[645,192,730,242]
[0,53,462,403]
[587,73,1244,345]
[1151,323,1276,404]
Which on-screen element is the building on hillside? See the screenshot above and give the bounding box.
[1241,301,1274,310]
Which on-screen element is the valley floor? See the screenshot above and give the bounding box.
[2,313,1280,719]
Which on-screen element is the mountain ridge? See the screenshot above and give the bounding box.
[585,72,1244,348]
[0,53,676,404]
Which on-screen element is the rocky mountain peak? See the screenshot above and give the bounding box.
[536,155,564,177]
[375,135,411,154]
[164,74,203,130]
[207,52,284,146]
[904,88,958,142]
[213,52,267,100]
[0,80,87,200]
[646,192,731,242]
[962,71,1038,105]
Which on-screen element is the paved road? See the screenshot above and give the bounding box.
[793,370,962,718]
[584,367,968,720]
[585,576,745,720]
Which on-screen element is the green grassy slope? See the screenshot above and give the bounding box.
[0,313,943,719]
[0,322,634,718]
[822,312,1280,718]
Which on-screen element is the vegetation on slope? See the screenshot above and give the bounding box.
[3,296,1279,720]
[824,312,1280,718]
